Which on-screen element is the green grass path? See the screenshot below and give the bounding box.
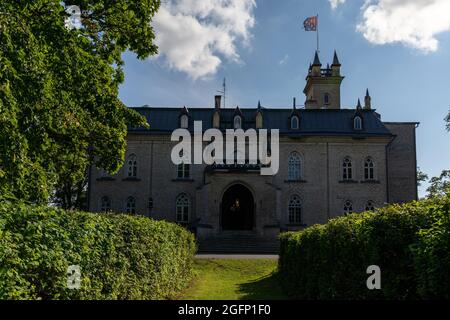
[179,259,287,300]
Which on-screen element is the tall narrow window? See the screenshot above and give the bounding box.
[291,116,299,130]
[342,157,352,180]
[234,116,242,129]
[354,116,362,130]
[176,194,189,223]
[288,152,301,181]
[364,158,375,180]
[324,93,330,105]
[180,115,189,129]
[365,200,375,211]
[100,196,111,212]
[127,154,137,178]
[126,197,136,215]
[343,200,353,214]
[288,195,302,224]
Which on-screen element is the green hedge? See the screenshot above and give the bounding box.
[278,197,450,299]
[0,201,196,300]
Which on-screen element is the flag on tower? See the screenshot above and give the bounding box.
[303,16,318,31]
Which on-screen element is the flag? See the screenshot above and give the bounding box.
[303,16,317,31]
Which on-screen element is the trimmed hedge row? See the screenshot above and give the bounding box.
[0,201,196,300]
[278,197,450,299]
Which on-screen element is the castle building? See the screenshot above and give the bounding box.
[88,51,418,252]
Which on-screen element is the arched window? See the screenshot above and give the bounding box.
[364,158,375,180]
[291,116,299,130]
[180,115,189,129]
[234,116,242,129]
[127,154,137,178]
[100,196,111,212]
[343,200,353,214]
[324,93,330,105]
[354,116,362,130]
[365,200,375,211]
[342,157,352,180]
[126,197,136,215]
[176,194,190,223]
[288,152,301,181]
[288,195,302,224]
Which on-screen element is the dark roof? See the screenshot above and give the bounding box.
[312,51,321,66]
[129,106,393,137]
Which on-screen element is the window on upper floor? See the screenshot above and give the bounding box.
[324,93,330,105]
[125,196,136,215]
[288,195,303,224]
[364,158,375,180]
[126,154,137,178]
[291,116,299,130]
[354,116,362,130]
[177,163,190,179]
[343,200,353,214]
[176,194,190,223]
[288,152,302,181]
[100,196,111,212]
[180,115,189,129]
[342,157,353,180]
[234,115,242,129]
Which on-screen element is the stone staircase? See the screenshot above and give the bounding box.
[197,232,280,254]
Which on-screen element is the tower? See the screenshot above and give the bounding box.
[303,50,344,110]
[364,89,372,110]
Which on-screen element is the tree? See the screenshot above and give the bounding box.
[426,170,450,199]
[417,167,429,188]
[0,1,159,206]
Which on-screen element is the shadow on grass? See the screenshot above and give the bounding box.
[238,272,288,300]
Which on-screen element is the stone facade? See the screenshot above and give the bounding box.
[88,51,418,244]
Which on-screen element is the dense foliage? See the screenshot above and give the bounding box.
[0,1,159,206]
[278,197,450,299]
[0,201,196,299]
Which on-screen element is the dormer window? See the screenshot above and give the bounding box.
[180,115,189,129]
[291,116,299,130]
[234,116,242,129]
[354,116,362,130]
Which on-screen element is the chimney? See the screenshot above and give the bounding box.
[215,95,222,109]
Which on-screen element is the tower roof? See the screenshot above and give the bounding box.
[332,50,341,66]
[312,51,321,66]
[365,88,370,97]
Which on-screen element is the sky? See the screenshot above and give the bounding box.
[118,0,450,197]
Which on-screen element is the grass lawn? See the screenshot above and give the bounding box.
[179,259,287,300]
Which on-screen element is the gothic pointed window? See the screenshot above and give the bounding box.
[343,200,353,214]
[354,116,362,130]
[364,158,375,180]
[288,195,302,224]
[180,115,189,129]
[291,116,299,130]
[342,157,352,180]
[125,196,136,215]
[127,154,137,178]
[234,115,242,129]
[365,200,375,211]
[177,150,190,179]
[100,196,111,212]
[288,152,301,181]
[176,194,189,223]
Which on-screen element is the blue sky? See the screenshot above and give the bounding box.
[118,0,450,197]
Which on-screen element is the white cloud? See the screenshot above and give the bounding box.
[279,54,289,66]
[153,0,256,79]
[357,0,450,52]
[329,0,346,10]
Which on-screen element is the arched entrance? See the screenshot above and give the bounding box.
[221,184,254,231]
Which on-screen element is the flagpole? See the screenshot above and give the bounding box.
[316,14,319,53]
